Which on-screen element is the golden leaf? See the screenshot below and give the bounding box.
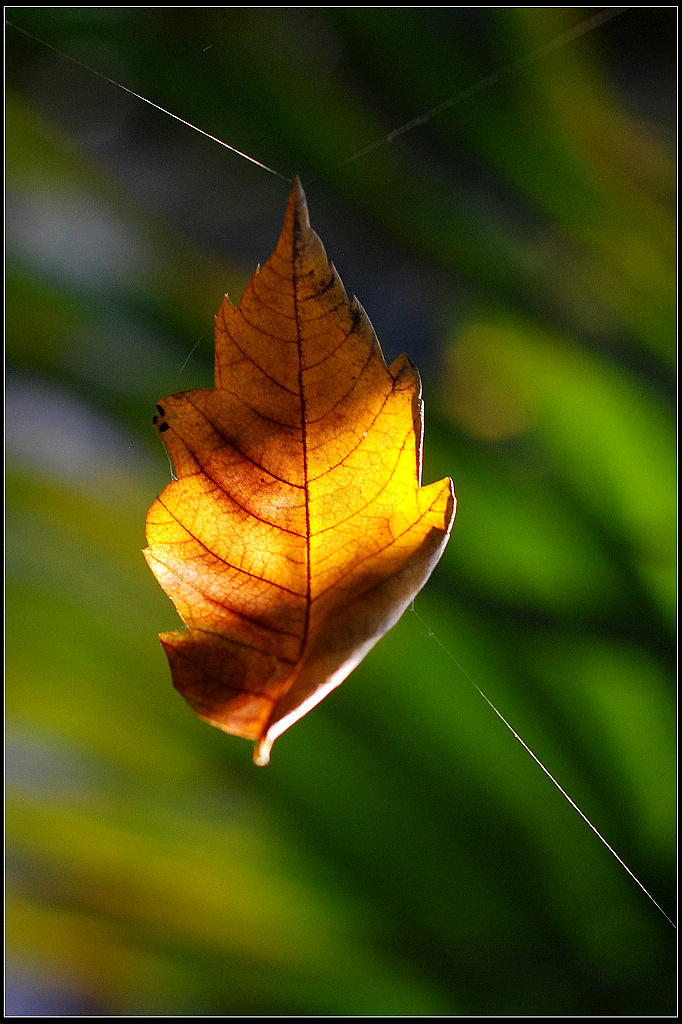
[144,178,455,764]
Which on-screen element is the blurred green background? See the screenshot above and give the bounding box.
[6,7,675,1015]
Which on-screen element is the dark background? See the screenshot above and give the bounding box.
[6,7,676,1015]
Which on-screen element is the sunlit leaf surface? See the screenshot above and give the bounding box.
[145,179,454,763]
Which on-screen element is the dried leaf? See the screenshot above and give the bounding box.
[144,178,455,764]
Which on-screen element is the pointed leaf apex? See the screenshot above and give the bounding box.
[286,175,310,233]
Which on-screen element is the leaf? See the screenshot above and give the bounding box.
[144,178,455,765]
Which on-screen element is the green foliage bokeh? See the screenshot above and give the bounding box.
[6,7,675,1015]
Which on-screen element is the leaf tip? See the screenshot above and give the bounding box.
[287,174,310,231]
[253,737,272,767]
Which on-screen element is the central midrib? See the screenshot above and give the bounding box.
[293,221,312,666]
